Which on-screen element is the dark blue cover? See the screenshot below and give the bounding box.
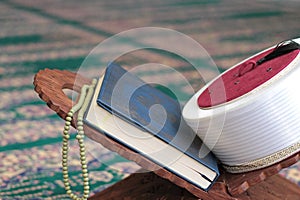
[97,63,219,188]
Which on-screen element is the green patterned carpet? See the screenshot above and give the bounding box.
[1,0,300,199]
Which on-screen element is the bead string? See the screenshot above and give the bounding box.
[62,79,97,200]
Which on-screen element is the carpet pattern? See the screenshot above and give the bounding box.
[1,0,300,199]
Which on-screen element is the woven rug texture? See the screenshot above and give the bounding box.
[1,0,300,199]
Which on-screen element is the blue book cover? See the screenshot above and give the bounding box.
[96,63,219,190]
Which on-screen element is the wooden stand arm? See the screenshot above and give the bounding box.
[89,172,300,200]
[33,69,300,200]
[33,69,91,121]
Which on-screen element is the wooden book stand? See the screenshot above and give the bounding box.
[34,69,300,200]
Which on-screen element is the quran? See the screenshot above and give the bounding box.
[84,63,220,191]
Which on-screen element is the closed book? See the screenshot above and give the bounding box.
[84,63,219,191]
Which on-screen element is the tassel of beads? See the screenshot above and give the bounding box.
[61,79,96,200]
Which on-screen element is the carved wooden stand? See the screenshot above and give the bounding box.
[34,69,300,200]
